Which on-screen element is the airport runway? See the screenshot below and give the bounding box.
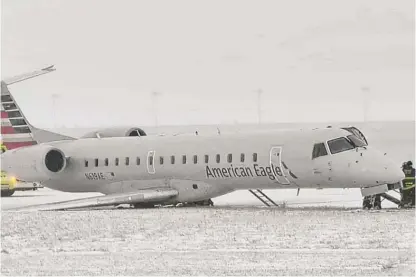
[1,189,415,276]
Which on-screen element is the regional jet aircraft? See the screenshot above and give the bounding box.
[0,66,405,210]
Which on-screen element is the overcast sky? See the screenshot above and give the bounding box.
[1,0,414,128]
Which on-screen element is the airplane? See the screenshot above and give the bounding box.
[1,67,405,211]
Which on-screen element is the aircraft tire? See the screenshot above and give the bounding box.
[1,189,15,197]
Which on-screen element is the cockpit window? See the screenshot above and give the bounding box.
[327,137,354,154]
[347,135,367,147]
[312,143,328,159]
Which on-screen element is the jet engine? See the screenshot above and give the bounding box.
[1,144,67,182]
[80,127,147,139]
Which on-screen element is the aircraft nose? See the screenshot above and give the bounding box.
[357,148,404,186]
[379,161,405,184]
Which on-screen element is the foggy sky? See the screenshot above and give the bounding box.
[1,0,414,128]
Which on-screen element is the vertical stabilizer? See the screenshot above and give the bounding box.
[1,81,38,149]
[1,66,75,150]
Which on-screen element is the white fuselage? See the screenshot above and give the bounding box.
[1,128,404,204]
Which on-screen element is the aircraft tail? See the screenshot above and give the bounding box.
[1,66,75,150]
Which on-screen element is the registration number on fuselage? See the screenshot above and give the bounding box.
[85,172,114,180]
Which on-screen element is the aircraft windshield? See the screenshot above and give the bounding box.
[327,137,354,154]
[312,142,328,159]
[347,135,367,148]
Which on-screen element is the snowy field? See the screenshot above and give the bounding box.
[1,189,415,276]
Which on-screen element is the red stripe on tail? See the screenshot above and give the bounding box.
[1,126,15,134]
[2,141,37,150]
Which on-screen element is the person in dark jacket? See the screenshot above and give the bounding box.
[400,161,415,208]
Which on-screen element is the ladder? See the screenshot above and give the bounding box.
[249,189,279,207]
[379,192,401,206]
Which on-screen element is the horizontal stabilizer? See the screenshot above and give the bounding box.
[5,188,178,211]
[3,65,56,85]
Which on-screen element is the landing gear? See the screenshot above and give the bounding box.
[194,199,214,206]
[362,195,381,210]
[176,199,214,207]
[1,189,15,197]
[131,203,155,209]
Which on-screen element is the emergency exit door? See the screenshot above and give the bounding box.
[269,146,290,185]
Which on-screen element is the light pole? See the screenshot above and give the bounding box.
[51,94,60,128]
[151,91,162,128]
[362,86,370,122]
[255,89,263,124]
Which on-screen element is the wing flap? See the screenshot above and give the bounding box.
[6,188,178,211]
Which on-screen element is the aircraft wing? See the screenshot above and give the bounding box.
[2,65,56,85]
[5,188,178,211]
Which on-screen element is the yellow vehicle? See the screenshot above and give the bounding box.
[1,142,16,196]
[1,171,17,197]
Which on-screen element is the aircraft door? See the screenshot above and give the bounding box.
[147,150,156,174]
[341,127,368,145]
[269,146,290,185]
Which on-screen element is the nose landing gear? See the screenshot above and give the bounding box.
[362,195,382,210]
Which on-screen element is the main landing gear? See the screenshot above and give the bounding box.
[176,199,214,207]
[129,199,214,209]
[131,203,155,209]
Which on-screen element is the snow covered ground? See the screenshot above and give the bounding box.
[1,189,415,276]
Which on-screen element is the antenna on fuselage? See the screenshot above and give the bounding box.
[217,127,221,135]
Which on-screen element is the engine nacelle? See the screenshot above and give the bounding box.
[80,127,147,138]
[1,144,67,182]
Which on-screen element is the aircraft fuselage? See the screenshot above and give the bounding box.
[2,127,404,204]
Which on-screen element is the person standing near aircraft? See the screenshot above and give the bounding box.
[400,161,415,208]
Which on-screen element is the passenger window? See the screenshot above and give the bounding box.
[253,153,258,162]
[136,157,140,165]
[104,158,109,166]
[115,158,119,166]
[182,155,186,164]
[160,156,164,165]
[227,154,232,163]
[171,156,175,164]
[216,154,220,163]
[193,155,198,164]
[312,143,328,159]
[328,137,354,154]
[94,159,99,167]
[204,155,209,163]
[125,157,129,166]
[241,153,245,162]
[84,160,89,167]
[149,156,153,166]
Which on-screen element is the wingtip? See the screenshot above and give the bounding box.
[42,65,56,72]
